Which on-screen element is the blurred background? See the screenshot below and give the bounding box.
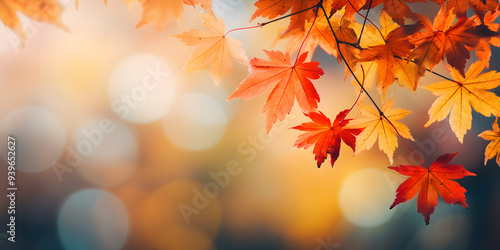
[0,1,499,249]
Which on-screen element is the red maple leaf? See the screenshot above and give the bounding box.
[291,110,363,168]
[389,152,476,225]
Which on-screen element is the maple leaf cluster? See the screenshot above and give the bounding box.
[170,0,500,224]
[3,0,500,225]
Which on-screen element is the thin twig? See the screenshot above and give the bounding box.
[321,3,428,168]
[320,4,383,115]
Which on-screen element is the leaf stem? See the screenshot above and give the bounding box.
[295,5,320,62]
[393,55,458,83]
[383,116,429,168]
[341,75,364,123]
[320,5,382,115]
[427,68,455,82]
[225,24,262,36]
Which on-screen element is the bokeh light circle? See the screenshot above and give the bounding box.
[339,168,395,228]
[109,53,176,124]
[0,106,66,173]
[71,118,138,186]
[58,189,129,250]
[162,93,227,151]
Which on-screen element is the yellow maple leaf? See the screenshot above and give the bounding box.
[424,60,500,143]
[136,0,213,30]
[347,98,414,164]
[0,0,68,43]
[479,116,500,166]
[173,12,248,85]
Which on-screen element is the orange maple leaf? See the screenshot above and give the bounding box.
[347,98,414,164]
[431,0,499,20]
[356,11,422,99]
[467,0,500,22]
[424,60,500,143]
[479,116,500,166]
[227,50,325,133]
[173,13,248,85]
[136,0,213,30]
[473,9,500,68]
[0,0,68,43]
[408,7,498,82]
[292,110,363,167]
[389,152,476,225]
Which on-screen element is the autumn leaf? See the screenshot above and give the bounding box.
[424,60,500,143]
[173,13,248,85]
[378,0,425,25]
[431,0,499,21]
[292,110,363,168]
[347,98,414,164]
[330,0,369,22]
[473,9,500,68]
[467,0,499,22]
[479,116,500,166]
[227,50,324,133]
[356,11,422,99]
[351,61,377,94]
[136,0,213,30]
[408,7,498,82]
[251,0,320,37]
[349,21,385,93]
[389,152,476,225]
[0,0,68,43]
[285,9,359,67]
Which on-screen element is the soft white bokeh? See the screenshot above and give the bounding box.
[109,53,176,124]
